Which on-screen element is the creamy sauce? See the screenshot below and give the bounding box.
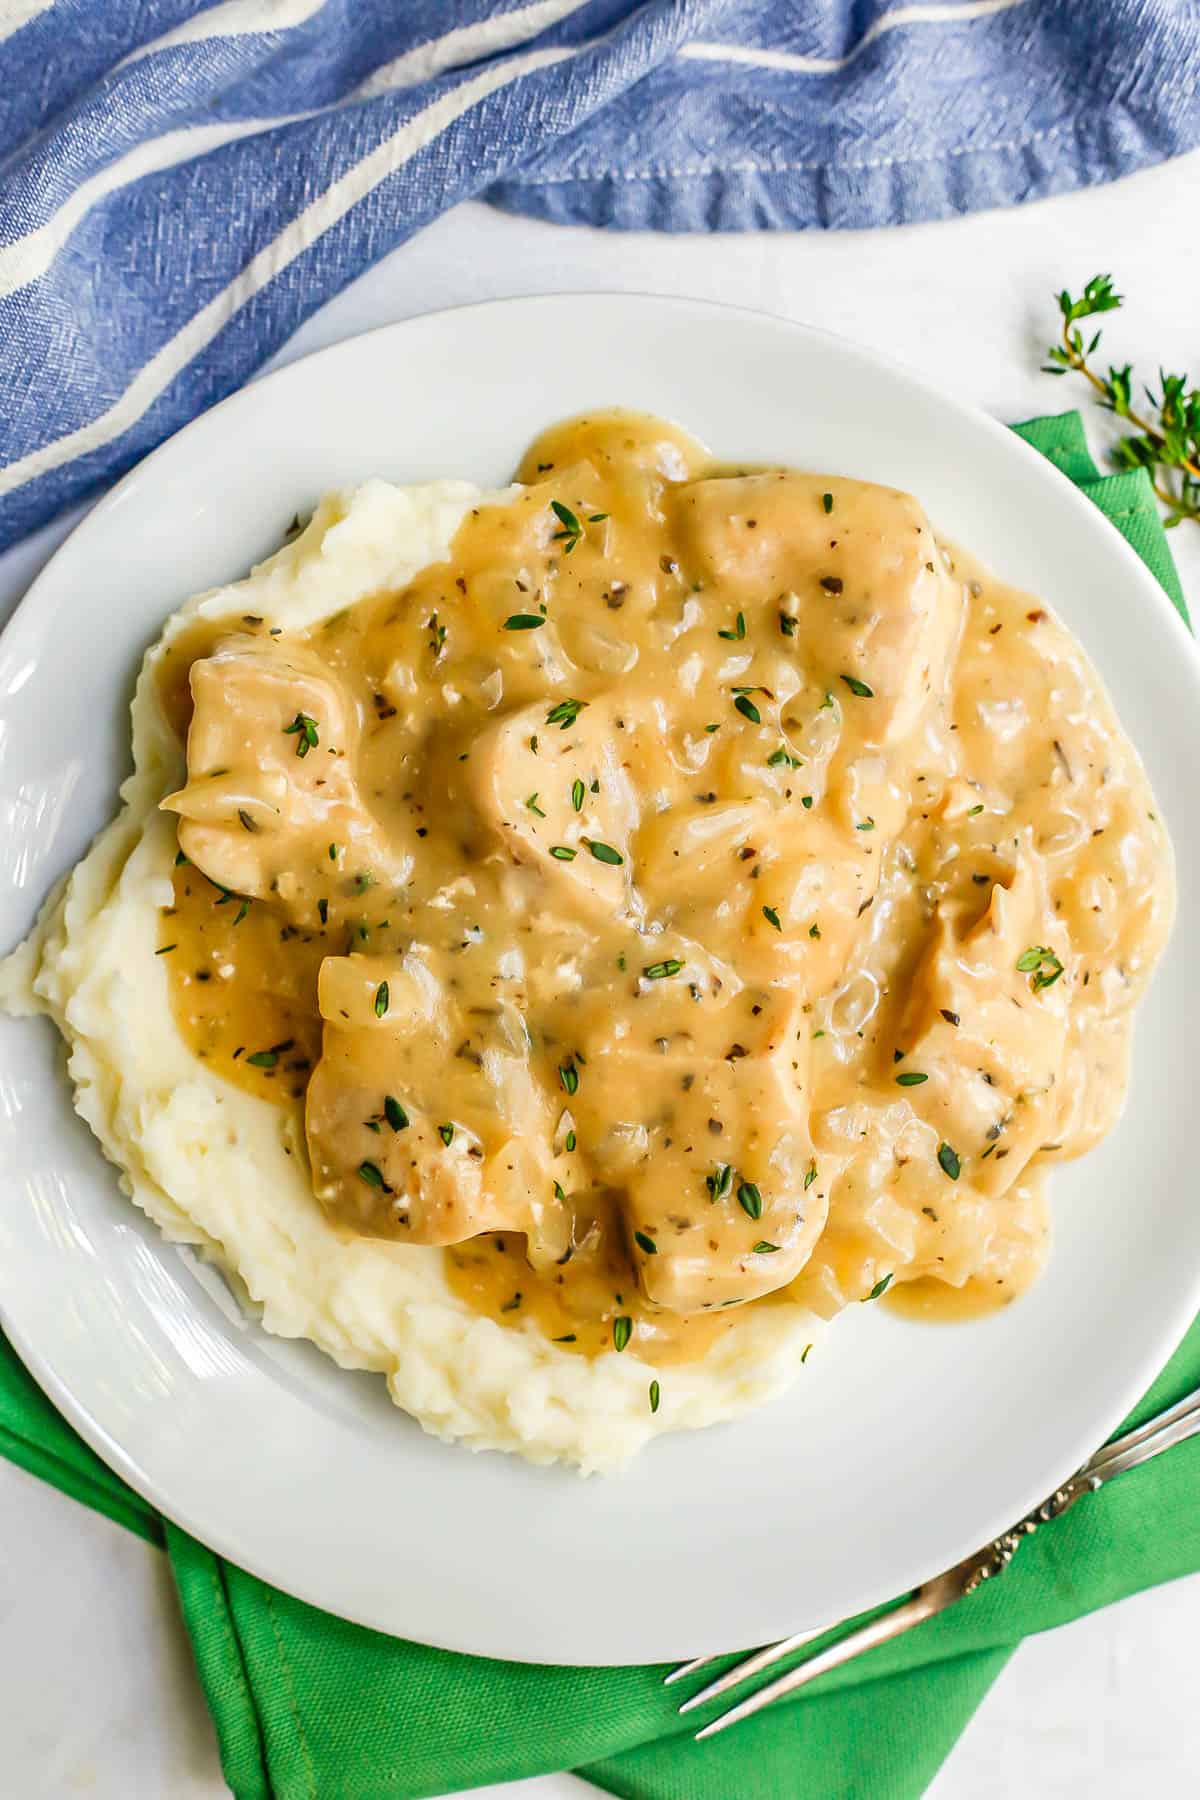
[157,412,1173,1356]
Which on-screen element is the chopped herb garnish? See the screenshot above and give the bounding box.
[565,1130,577,1152]
[571,778,585,812]
[549,844,577,861]
[283,712,319,757]
[767,743,801,768]
[752,1240,780,1254]
[354,871,373,893]
[808,922,821,939]
[801,794,814,809]
[554,1334,578,1344]
[778,612,797,638]
[438,1123,455,1147]
[649,1380,661,1413]
[545,698,587,730]
[589,511,609,523]
[840,674,874,698]
[643,959,683,980]
[358,1160,385,1188]
[822,492,834,515]
[559,1062,579,1097]
[801,1343,813,1363]
[500,1292,522,1313]
[864,1273,893,1301]
[238,808,259,833]
[503,614,546,631]
[896,1071,928,1087]
[734,694,761,724]
[525,793,546,817]
[155,943,176,955]
[967,803,985,817]
[804,1161,817,1190]
[384,1096,409,1131]
[550,499,584,553]
[634,1230,658,1256]
[612,1316,632,1353]
[706,1163,734,1201]
[718,611,747,641]
[737,1181,763,1220]
[1016,945,1065,991]
[856,818,876,832]
[374,980,389,1018]
[317,897,329,925]
[174,849,189,867]
[762,905,782,932]
[937,1142,961,1181]
[246,1050,278,1069]
[233,899,250,925]
[585,839,624,865]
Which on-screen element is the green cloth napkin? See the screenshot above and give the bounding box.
[0,411,1193,1800]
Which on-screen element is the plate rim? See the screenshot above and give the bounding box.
[1,289,1197,1665]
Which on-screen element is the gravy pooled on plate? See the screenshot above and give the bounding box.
[157,412,1174,1361]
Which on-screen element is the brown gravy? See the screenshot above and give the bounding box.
[156,412,1173,1359]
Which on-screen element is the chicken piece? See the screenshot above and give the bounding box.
[567,997,826,1312]
[161,635,409,919]
[895,849,1071,1195]
[469,697,642,922]
[669,473,963,747]
[793,1105,1049,1317]
[636,792,888,1000]
[305,953,571,1250]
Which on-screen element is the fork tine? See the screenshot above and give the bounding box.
[694,1592,932,1740]
[676,1623,829,1713]
[664,1653,719,1686]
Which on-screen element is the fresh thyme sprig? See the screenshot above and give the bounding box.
[1043,274,1200,529]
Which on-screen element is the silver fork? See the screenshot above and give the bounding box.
[668,1379,1200,1739]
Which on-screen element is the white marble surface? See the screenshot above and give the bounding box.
[2,149,1199,1797]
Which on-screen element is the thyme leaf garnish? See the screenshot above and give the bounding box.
[1043,274,1200,529]
[283,712,319,757]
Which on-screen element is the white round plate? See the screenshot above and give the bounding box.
[0,295,1196,1667]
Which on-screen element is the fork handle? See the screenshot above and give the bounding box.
[956,1468,1100,1595]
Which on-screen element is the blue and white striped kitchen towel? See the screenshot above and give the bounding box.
[2,0,1199,553]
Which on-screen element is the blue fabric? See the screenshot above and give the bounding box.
[2,0,1198,553]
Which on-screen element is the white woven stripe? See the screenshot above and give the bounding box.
[356,0,591,97]
[114,0,330,73]
[680,0,1031,76]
